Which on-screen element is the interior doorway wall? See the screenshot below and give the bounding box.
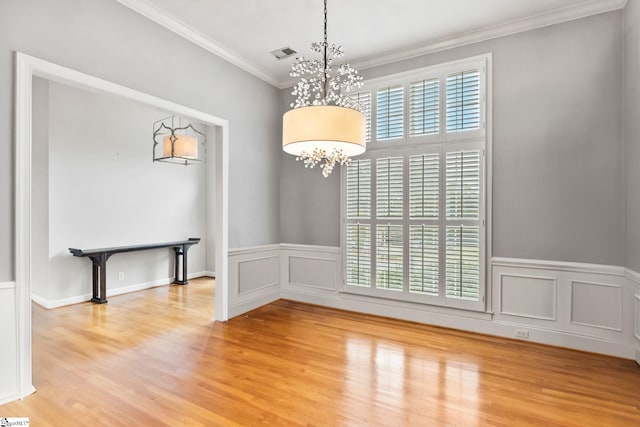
[14,52,230,400]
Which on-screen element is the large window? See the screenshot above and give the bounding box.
[343,56,488,311]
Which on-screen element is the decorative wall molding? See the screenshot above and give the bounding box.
[117,0,626,89]
[228,245,280,317]
[281,244,341,296]
[0,281,15,290]
[492,257,626,276]
[353,0,626,74]
[228,244,282,257]
[498,273,557,321]
[626,267,640,287]
[280,243,341,254]
[115,0,279,87]
[570,280,623,331]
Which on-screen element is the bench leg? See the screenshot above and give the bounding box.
[92,260,99,301]
[182,244,189,284]
[173,246,189,285]
[91,254,108,304]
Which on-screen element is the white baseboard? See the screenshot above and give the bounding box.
[31,292,92,309]
[0,383,35,406]
[31,271,214,309]
[228,290,280,319]
[0,392,20,406]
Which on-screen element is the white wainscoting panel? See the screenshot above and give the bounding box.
[228,245,281,318]
[499,274,556,320]
[238,256,279,294]
[571,281,622,331]
[281,244,341,295]
[0,284,18,404]
[278,251,637,358]
[493,258,633,357]
[289,256,337,290]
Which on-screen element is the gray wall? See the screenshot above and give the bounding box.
[625,1,640,272]
[280,11,625,266]
[0,0,282,282]
[279,90,343,246]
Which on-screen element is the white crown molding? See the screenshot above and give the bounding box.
[118,0,625,89]
[353,0,627,72]
[115,0,280,88]
[282,0,627,88]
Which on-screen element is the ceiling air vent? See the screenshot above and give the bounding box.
[270,47,297,60]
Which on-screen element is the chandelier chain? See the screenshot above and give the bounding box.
[323,0,328,99]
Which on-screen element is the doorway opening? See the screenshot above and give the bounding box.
[15,52,230,399]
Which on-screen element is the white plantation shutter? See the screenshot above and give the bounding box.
[446,69,480,133]
[343,56,487,311]
[346,160,372,287]
[409,225,439,295]
[377,157,403,218]
[349,91,372,143]
[410,78,440,136]
[445,226,480,300]
[377,86,404,140]
[346,224,372,287]
[409,153,439,219]
[446,150,480,220]
[445,149,481,302]
[376,224,403,290]
[346,160,371,218]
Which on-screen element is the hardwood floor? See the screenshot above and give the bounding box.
[2,277,639,426]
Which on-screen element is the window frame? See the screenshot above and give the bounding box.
[340,54,492,313]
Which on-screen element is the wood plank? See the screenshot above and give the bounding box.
[2,278,639,426]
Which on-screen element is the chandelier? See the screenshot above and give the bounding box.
[282,0,366,177]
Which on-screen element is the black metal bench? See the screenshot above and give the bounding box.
[69,238,200,304]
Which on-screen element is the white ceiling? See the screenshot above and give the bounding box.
[118,0,625,88]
